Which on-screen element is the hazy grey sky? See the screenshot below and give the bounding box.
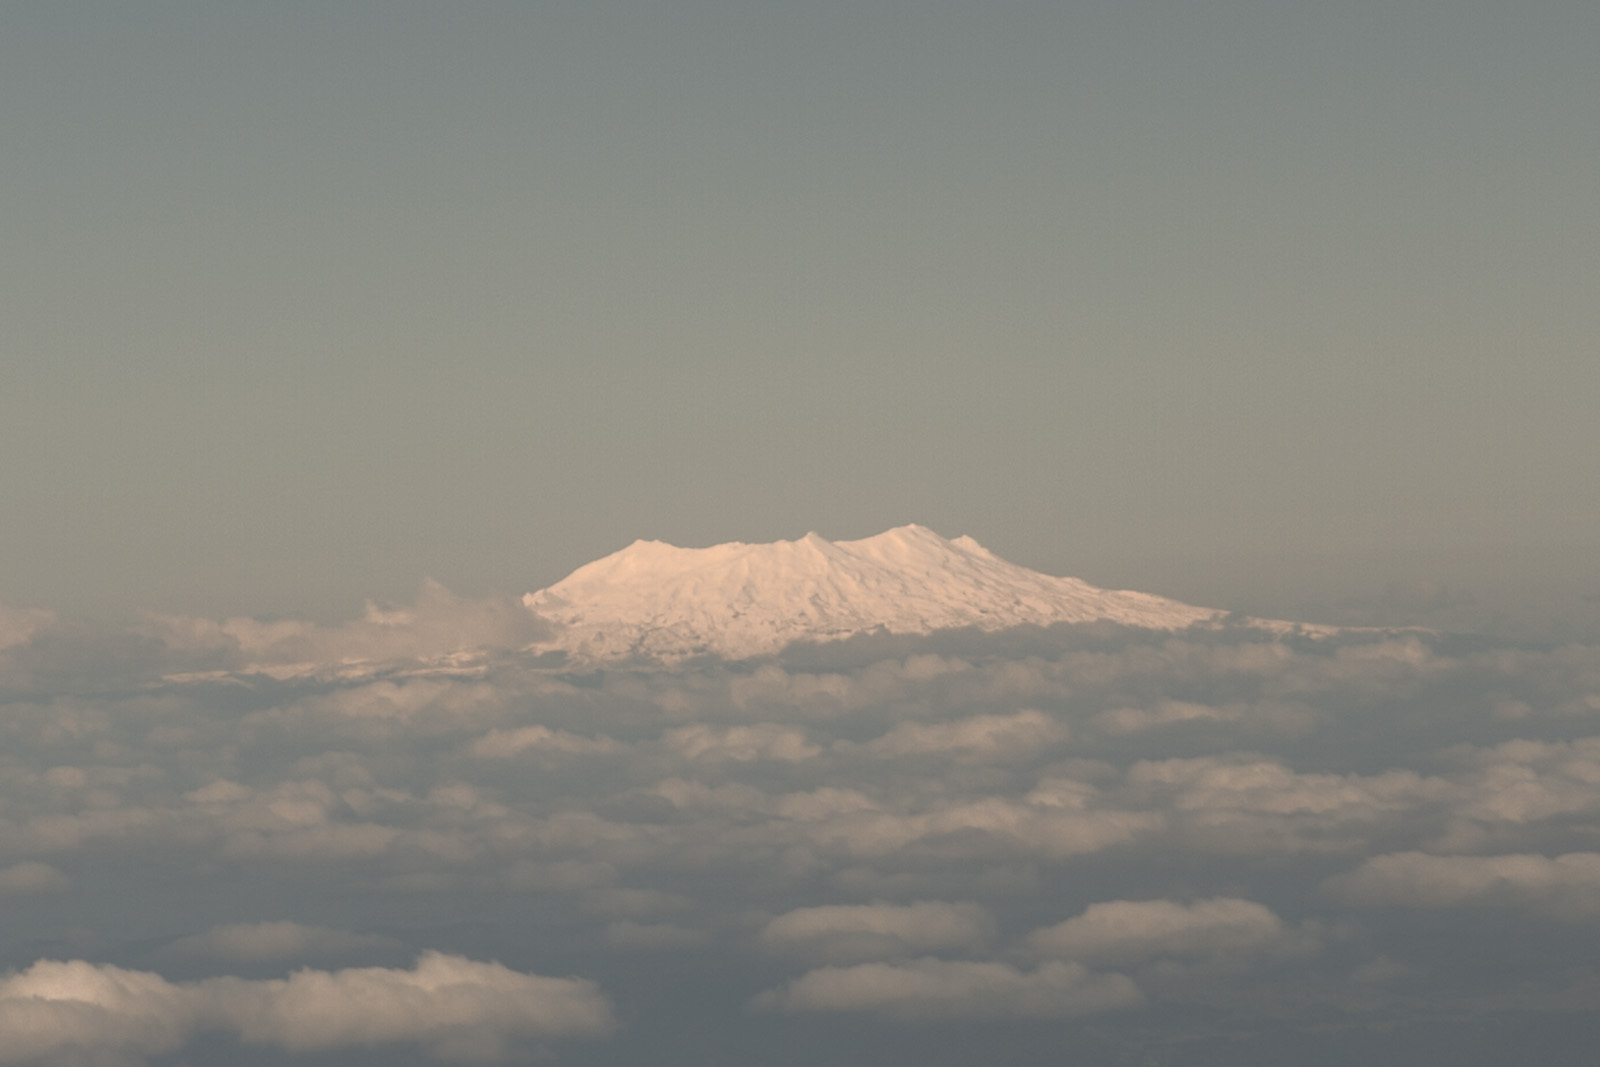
[8,11,1600,1063]
[3,2,1596,624]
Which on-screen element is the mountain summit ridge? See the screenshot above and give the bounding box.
[522,525,1231,665]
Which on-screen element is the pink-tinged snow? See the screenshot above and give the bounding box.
[521,525,1228,664]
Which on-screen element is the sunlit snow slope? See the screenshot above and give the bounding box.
[522,525,1231,664]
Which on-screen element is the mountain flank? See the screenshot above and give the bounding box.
[522,525,1258,665]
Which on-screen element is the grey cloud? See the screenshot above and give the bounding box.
[580,887,694,919]
[159,921,402,963]
[6,600,1600,1061]
[1427,737,1600,852]
[212,952,614,1056]
[145,581,548,680]
[1023,898,1318,967]
[1325,851,1600,921]
[0,861,71,896]
[846,709,1065,758]
[469,725,620,758]
[757,901,995,963]
[1092,699,1315,737]
[602,921,708,950]
[752,958,1142,1020]
[773,788,1161,862]
[0,603,56,652]
[1124,756,1455,855]
[663,722,821,762]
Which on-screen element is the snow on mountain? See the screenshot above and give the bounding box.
[521,525,1238,665]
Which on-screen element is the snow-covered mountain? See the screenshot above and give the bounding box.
[522,525,1241,665]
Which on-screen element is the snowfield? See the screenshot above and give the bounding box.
[522,525,1231,664]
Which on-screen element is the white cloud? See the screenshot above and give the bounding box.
[0,861,71,896]
[1023,898,1314,966]
[753,958,1141,1020]
[853,709,1065,758]
[1423,738,1600,851]
[211,951,614,1056]
[147,580,546,677]
[664,722,820,762]
[0,603,55,652]
[0,958,199,1064]
[10,594,1600,1056]
[1325,851,1600,921]
[1095,700,1237,734]
[758,901,994,963]
[286,678,507,722]
[470,725,620,758]
[785,793,1160,861]
[178,778,404,863]
[1126,756,1451,853]
[774,787,878,821]
[1092,699,1313,736]
[0,952,614,1063]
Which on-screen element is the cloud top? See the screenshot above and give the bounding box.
[0,953,614,1064]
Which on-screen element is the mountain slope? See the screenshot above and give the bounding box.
[522,525,1230,664]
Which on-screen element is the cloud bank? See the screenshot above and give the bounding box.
[2,587,1600,1062]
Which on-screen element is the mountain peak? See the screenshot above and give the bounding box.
[522,527,1227,665]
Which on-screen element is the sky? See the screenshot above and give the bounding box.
[2,6,1600,1063]
[2,1,1596,630]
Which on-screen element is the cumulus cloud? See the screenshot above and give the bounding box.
[1092,699,1313,737]
[1423,737,1600,851]
[1023,898,1316,966]
[211,951,614,1056]
[0,603,55,651]
[664,722,820,762]
[469,724,620,758]
[0,861,71,896]
[1125,756,1452,854]
[146,580,547,678]
[752,958,1141,1020]
[777,789,1161,862]
[1325,851,1600,921]
[7,596,1600,1060]
[0,952,614,1064]
[0,958,200,1065]
[181,777,403,863]
[850,709,1065,758]
[758,901,995,963]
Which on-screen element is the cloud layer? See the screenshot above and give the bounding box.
[3,587,1600,1062]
